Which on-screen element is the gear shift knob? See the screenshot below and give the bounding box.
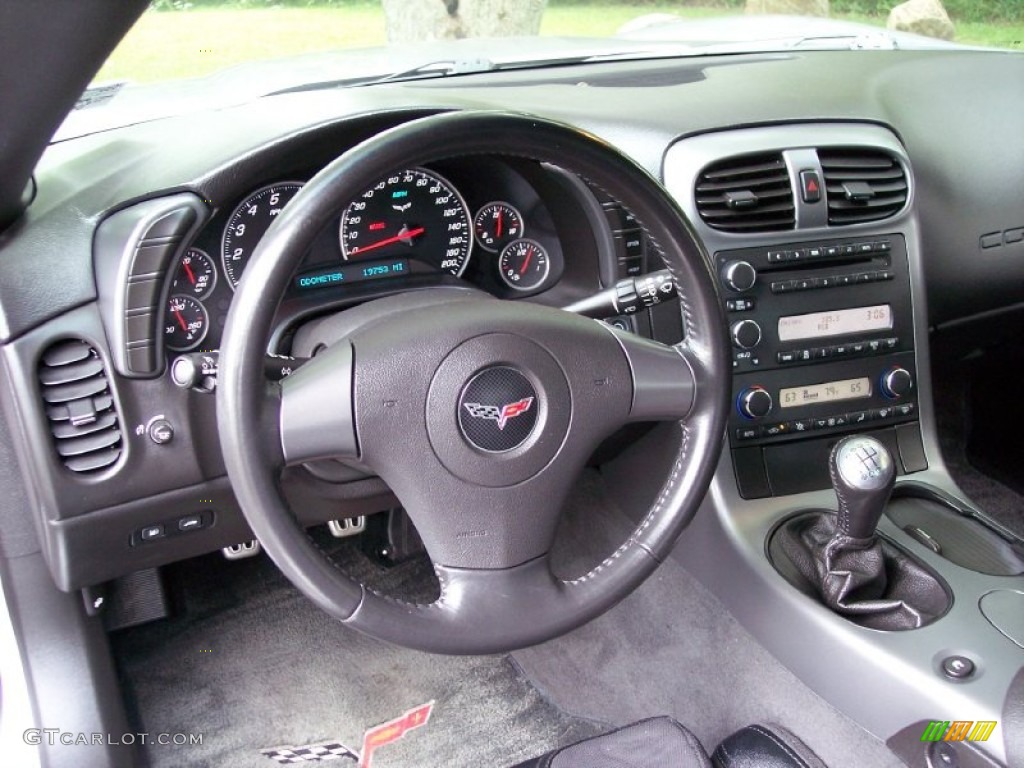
[829,435,896,539]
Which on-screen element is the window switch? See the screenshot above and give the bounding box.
[178,514,204,532]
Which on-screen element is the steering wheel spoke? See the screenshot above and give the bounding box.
[608,328,696,424]
[277,340,358,465]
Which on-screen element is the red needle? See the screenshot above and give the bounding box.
[182,260,196,285]
[350,226,425,256]
[173,309,188,331]
[496,210,503,239]
[519,248,533,275]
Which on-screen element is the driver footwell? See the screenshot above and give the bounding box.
[110,536,604,768]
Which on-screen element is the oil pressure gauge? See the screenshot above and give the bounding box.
[474,201,524,253]
[498,238,549,292]
[164,295,209,351]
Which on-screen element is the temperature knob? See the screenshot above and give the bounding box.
[738,387,773,420]
[731,319,762,349]
[721,260,757,292]
[881,367,913,399]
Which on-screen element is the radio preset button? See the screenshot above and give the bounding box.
[722,260,757,292]
[731,319,762,350]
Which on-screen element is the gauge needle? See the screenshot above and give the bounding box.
[496,210,503,239]
[350,225,425,256]
[183,261,196,285]
[173,309,188,331]
[520,249,533,275]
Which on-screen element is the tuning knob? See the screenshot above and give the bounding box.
[881,367,913,399]
[737,386,773,420]
[731,319,762,350]
[721,260,757,292]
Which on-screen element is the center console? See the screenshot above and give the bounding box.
[656,123,1023,768]
[718,232,925,499]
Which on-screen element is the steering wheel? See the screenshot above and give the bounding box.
[217,112,729,654]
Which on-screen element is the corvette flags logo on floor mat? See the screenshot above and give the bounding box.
[261,700,435,766]
[261,741,360,764]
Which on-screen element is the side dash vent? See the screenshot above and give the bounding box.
[38,339,123,474]
[820,148,908,225]
[695,153,795,232]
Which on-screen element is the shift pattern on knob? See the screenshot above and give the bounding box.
[830,435,896,539]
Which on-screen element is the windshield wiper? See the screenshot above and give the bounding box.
[360,57,497,85]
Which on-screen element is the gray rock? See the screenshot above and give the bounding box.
[382,0,547,43]
[744,0,830,17]
[887,0,955,41]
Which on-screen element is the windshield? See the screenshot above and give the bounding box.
[96,0,1022,86]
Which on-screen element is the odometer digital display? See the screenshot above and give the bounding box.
[339,168,471,276]
[294,259,410,291]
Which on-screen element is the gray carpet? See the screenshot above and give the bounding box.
[111,538,603,768]
[515,471,907,768]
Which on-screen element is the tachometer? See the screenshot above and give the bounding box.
[339,168,471,276]
[221,182,303,289]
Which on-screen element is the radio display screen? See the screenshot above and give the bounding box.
[780,377,871,409]
[778,305,892,342]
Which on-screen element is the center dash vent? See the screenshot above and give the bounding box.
[820,148,908,225]
[695,152,795,233]
[38,339,123,474]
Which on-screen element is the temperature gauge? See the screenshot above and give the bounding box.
[164,295,209,351]
[474,202,524,253]
[498,238,549,292]
[171,247,216,299]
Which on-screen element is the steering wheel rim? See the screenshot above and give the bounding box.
[217,111,730,654]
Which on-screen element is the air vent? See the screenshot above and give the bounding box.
[820,148,908,225]
[38,340,123,474]
[695,153,795,232]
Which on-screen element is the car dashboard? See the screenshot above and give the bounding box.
[1,45,1023,767]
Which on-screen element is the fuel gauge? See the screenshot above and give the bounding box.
[171,247,216,299]
[498,238,549,292]
[164,295,209,351]
[474,202,524,253]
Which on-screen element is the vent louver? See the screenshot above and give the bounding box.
[695,153,795,232]
[38,339,123,474]
[820,148,908,225]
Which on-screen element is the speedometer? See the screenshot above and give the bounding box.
[221,181,303,289]
[339,168,471,276]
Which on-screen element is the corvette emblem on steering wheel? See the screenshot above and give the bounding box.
[458,367,539,452]
[462,397,534,431]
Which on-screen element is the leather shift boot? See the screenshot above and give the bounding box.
[770,511,950,631]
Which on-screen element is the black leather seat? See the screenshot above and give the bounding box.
[510,717,826,768]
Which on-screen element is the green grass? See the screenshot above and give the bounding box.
[94,3,1021,85]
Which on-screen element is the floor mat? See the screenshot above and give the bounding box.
[111,542,603,768]
[514,473,906,768]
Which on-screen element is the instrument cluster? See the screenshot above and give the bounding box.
[164,158,570,353]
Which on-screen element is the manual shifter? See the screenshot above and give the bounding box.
[769,434,950,631]
[830,435,896,540]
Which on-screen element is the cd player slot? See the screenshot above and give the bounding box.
[761,254,884,274]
